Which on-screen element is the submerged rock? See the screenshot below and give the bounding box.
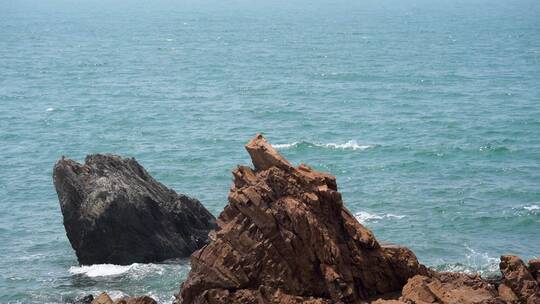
[53,154,217,265]
[72,294,94,304]
[178,134,427,303]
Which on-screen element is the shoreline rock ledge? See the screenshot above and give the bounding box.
[53,154,217,265]
[177,134,540,304]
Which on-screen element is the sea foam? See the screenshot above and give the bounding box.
[524,204,539,211]
[435,246,499,276]
[354,211,405,224]
[273,142,299,149]
[69,264,133,277]
[323,140,372,151]
[273,140,373,151]
[69,262,167,278]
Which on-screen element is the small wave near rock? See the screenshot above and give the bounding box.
[69,264,134,277]
[68,262,175,279]
[524,204,540,211]
[355,211,406,224]
[273,139,373,151]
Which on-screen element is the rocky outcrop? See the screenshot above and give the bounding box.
[175,134,540,304]
[53,154,217,265]
[372,256,540,304]
[398,273,499,304]
[499,255,540,303]
[178,134,427,303]
[91,293,156,304]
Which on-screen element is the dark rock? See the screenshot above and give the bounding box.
[72,294,94,304]
[178,134,426,303]
[53,154,217,265]
[529,259,540,284]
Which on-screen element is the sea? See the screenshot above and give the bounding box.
[1,0,539,302]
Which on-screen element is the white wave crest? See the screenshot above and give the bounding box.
[524,204,540,211]
[273,142,299,149]
[273,140,373,151]
[354,211,405,224]
[46,107,55,112]
[69,262,167,278]
[69,264,133,277]
[322,140,372,150]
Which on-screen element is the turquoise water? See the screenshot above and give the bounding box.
[1,0,540,302]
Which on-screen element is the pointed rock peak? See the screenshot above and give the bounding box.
[245,133,293,171]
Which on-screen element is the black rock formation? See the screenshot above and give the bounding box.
[53,154,217,265]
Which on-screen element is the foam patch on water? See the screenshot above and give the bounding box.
[323,140,372,150]
[273,140,373,151]
[46,107,55,112]
[69,264,133,277]
[69,263,169,279]
[354,211,405,224]
[434,245,500,276]
[273,142,299,149]
[524,204,540,211]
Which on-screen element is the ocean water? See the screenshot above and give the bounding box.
[1,0,540,302]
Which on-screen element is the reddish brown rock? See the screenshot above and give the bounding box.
[92,293,113,304]
[497,284,519,303]
[399,273,500,304]
[529,259,540,284]
[500,255,540,303]
[178,134,426,304]
[90,293,157,304]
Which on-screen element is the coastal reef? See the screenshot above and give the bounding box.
[53,154,217,265]
[177,134,540,304]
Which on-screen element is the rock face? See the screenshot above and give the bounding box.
[178,134,427,303]
[53,154,217,265]
[499,255,540,303]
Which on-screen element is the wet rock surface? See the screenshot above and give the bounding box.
[178,134,426,303]
[53,154,217,265]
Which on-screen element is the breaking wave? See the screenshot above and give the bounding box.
[273,140,373,151]
[524,204,539,211]
[434,246,500,276]
[69,263,165,278]
[354,211,406,224]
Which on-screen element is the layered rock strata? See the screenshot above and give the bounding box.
[178,134,427,303]
[178,134,540,304]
